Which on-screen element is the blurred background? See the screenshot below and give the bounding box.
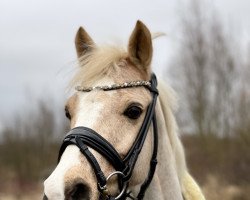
[0,0,249,199]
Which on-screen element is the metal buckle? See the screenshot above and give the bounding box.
[98,183,109,196]
[104,171,128,200]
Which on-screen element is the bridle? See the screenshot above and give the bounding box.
[58,74,158,199]
[58,73,159,200]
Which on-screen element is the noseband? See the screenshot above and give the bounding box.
[58,74,159,200]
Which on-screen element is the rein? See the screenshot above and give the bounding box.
[58,74,159,200]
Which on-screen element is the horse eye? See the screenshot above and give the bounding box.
[65,107,71,120]
[124,105,143,120]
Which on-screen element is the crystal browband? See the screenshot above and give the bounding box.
[75,80,151,92]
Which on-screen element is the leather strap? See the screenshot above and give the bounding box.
[137,114,158,199]
[59,127,125,171]
[122,74,158,184]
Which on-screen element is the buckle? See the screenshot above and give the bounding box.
[100,171,128,200]
[98,183,109,196]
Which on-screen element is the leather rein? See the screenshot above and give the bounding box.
[58,74,159,200]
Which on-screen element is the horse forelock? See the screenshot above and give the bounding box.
[70,45,128,88]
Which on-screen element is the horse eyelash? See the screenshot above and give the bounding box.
[65,106,71,120]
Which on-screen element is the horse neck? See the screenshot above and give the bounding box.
[144,87,186,200]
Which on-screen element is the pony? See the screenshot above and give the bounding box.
[43,20,205,200]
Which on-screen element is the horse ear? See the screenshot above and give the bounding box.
[128,20,153,72]
[75,27,95,57]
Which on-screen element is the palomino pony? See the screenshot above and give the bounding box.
[44,21,205,200]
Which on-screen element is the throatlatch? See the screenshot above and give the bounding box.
[58,74,159,200]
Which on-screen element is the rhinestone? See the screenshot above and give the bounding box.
[75,79,152,92]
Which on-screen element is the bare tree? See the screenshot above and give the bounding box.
[0,99,68,184]
[170,0,250,137]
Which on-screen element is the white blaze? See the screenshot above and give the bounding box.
[74,92,104,128]
[44,78,114,199]
[44,145,81,199]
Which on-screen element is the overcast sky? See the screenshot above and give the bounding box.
[0,0,250,122]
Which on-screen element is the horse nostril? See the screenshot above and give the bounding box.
[70,183,90,200]
[43,194,48,200]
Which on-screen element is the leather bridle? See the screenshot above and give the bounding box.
[58,74,159,200]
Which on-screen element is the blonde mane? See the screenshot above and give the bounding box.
[71,45,127,87]
[158,80,186,182]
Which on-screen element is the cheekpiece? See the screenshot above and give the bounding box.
[75,80,151,92]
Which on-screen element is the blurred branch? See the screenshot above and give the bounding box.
[170,0,250,138]
[0,98,69,186]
